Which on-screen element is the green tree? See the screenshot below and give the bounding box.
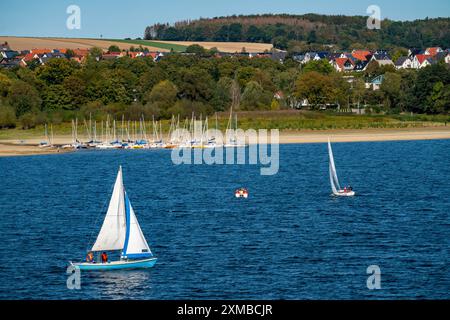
[428,82,450,113]
[240,81,272,110]
[271,99,280,110]
[89,47,103,60]
[302,59,334,75]
[175,67,214,102]
[380,72,402,110]
[41,84,71,111]
[146,80,178,116]
[236,66,257,88]
[212,77,233,111]
[65,49,76,59]
[108,45,121,53]
[0,103,16,128]
[0,73,12,97]
[36,59,78,85]
[8,81,41,116]
[185,44,207,55]
[294,71,334,107]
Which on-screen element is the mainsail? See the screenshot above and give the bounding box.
[92,167,126,251]
[328,139,341,194]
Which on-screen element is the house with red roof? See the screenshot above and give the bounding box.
[23,52,39,62]
[331,57,355,72]
[101,52,124,60]
[145,52,164,62]
[424,47,443,56]
[53,48,68,54]
[273,91,285,100]
[30,48,52,55]
[351,50,372,61]
[412,54,433,69]
[127,51,145,59]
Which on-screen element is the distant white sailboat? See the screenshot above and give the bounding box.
[328,139,355,197]
[39,124,53,148]
[71,166,157,270]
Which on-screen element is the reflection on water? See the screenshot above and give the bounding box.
[86,271,152,299]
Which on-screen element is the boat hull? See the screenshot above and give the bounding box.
[72,258,157,271]
[333,190,356,197]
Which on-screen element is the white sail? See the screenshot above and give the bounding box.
[328,139,341,194]
[122,194,152,258]
[92,167,127,252]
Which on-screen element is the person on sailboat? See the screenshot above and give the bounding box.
[101,252,108,264]
[86,251,94,263]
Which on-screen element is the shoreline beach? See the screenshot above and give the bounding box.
[0,142,72,157]
[1,127,449,157]
[277,127,450,144]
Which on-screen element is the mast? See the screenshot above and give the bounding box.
[93,121,97,142]
[121,115,125,142]
[75,118,79,143]
[89,113,92,141]
[44,123,49,144]
[101,121,104,144]
[50,124,54,146]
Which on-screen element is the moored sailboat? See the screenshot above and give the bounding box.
[71,166,157,270]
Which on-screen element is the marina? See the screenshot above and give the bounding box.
[41,111,247,151]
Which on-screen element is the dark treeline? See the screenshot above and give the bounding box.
[0,48,449,129]
[144,14,450,51]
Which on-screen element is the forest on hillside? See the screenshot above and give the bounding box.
[0,47,449,130]
[144,14,450,51]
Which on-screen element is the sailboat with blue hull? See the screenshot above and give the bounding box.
[71,166,157,271]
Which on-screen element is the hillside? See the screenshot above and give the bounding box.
[144,14,450,50]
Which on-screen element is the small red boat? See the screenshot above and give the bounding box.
[235,188,249,198]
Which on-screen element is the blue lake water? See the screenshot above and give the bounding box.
[0,140,449,300]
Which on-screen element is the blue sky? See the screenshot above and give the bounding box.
[1,0,449,38]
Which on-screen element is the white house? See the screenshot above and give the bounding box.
[395,56,413,69]
[411,54,432,69]
[445,52,450,64]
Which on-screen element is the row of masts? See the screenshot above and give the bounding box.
[41,111,243,150]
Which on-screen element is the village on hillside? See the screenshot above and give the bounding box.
[2,41,450,82]
[1,40,449,116]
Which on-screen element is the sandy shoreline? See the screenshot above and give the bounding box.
[277,127,450,144]
[0,127,449,157]
[0,142,72,157]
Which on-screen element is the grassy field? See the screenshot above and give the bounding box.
[0,111,449,142]
[154,40,273,52]
[0,36,170,52]
[219,111,450,131]
[0,36,273,53]
[105,39,188,52]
